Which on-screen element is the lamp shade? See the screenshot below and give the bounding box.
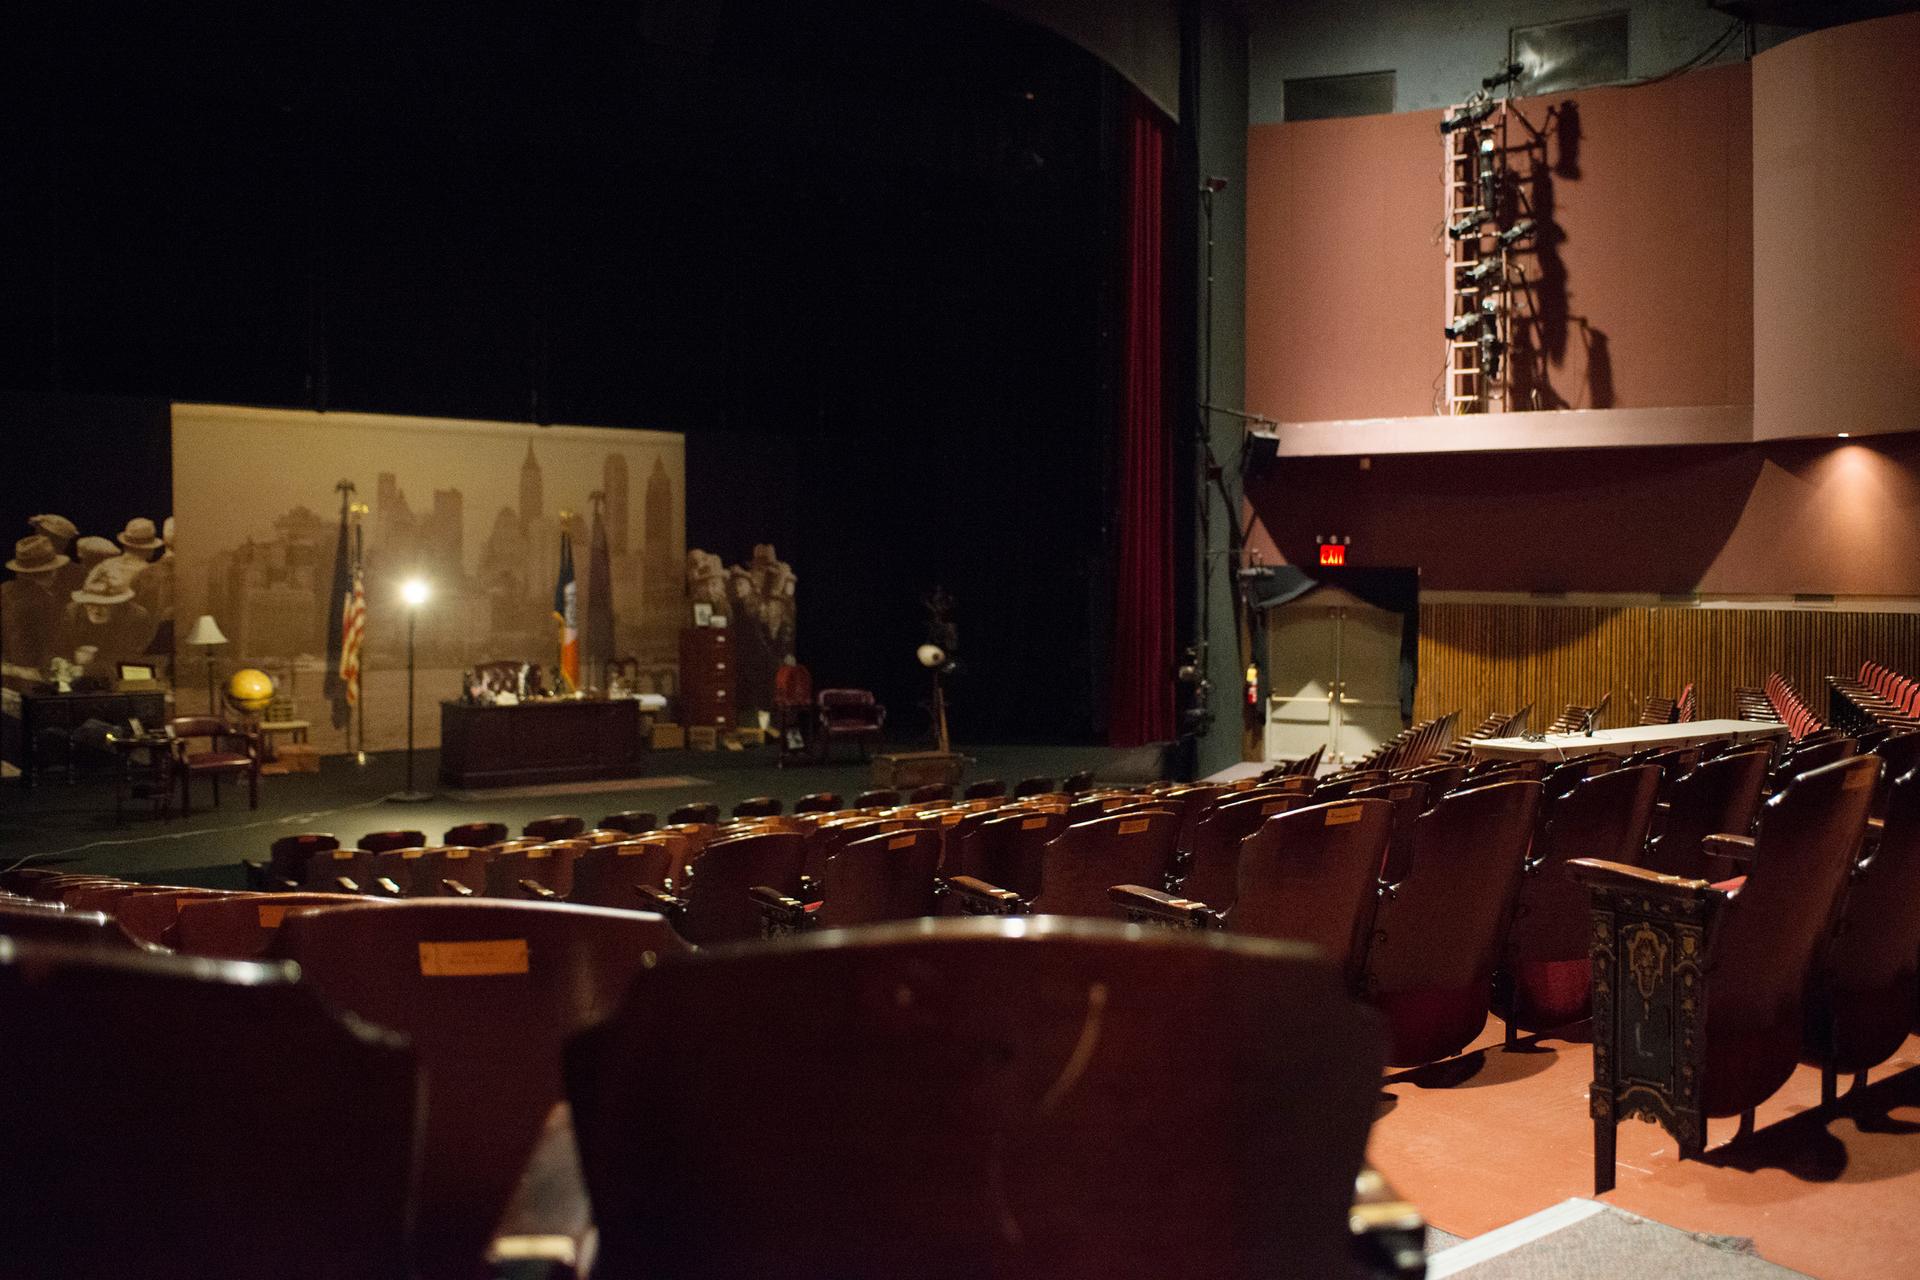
[184,614,229,647]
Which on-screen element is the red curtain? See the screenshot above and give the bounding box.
[1108,95,1174,747]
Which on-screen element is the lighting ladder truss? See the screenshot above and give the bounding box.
[1440,88,1528,415]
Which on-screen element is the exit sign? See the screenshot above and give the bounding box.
[1319,543,1346,567]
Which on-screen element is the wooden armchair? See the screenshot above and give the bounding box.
[567,839,675,909]
[941,809,1067,904]
[946,809,1180,919]
[1571,755,1878,1192]
[754,827,942,935]
[1497,764,1660,1041]
[564,918,1389,1280]
[167,715,260,815]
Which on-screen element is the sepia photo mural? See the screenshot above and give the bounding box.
[172,404,685,753]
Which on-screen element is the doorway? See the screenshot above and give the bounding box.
[1263,585,1405,768]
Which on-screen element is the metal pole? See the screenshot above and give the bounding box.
[405,609,416,794]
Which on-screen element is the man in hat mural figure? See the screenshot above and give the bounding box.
[29,515,84,600]
[132,517,174,635]
[64,559,151,677]
[2,535,71,684]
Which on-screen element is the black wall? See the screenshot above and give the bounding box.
[0,0,1128,742]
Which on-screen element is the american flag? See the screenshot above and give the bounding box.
[340,561,366,705]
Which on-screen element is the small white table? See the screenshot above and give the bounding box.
[1469,718,1786,763]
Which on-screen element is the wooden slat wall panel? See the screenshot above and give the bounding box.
[1415,603,1920,728]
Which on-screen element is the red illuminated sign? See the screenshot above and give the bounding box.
[1319,543,1346,567]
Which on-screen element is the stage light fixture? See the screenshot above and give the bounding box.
[1449,211,1490,240]
[1497,218,1536,246]
[1444,313,1482,340]
[401,577,430,607]
[1482,61,1524,90]
[1457,257,1502,284]
[1479,330,1505,379]
[1440,99,1496,134]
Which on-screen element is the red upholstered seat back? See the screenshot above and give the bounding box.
[1032,809,1182,918]
[1702,756,1877,1116]
[1360,779,1542,1066]
[176,892,373,958]
[1227,798,1393,982]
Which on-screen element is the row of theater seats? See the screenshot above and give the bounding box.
[1764,671,1827,740]
[0,895,1421,1279]
[1830,659,1920,734]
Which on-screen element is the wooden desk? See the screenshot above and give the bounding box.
[439,699,645,789]
[1469,718,1786,763]
[18,689,169,787]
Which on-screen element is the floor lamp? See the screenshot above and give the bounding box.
[387,578,434,803]
[184,615,228,714]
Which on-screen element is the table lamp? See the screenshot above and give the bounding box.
[184,614,228,714]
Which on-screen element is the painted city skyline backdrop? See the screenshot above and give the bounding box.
[172,404,685,753]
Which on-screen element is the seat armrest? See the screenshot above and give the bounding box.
[634,884,687,923]
[439,878,476,897]
[1566,858,1726,903]
[1700,834,1757,864]
[752,884,809,935]
[1350,1166,1426,1280]
[517,879,559,901]
[942,875,1027,916]
[374,877,405,897]
[487,1102,594,1280]
[1108,883,1217,928]
[333,876,362,894]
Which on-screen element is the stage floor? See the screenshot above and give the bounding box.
[0,741,1127,883]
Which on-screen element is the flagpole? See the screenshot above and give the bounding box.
[353,512,369,765]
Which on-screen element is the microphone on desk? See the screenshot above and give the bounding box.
[1579,706,1599,737]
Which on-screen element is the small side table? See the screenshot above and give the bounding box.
[113,733,177,822]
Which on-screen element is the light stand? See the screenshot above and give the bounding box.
[386,578,434,803]
[183,615,229,715]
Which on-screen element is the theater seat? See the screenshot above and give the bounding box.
[0,939,415,1280]
[1641,746,1769,879]
[1802,765,1920,1102]
[755,827,943,933]
[946,808,1181,920]
[565,918,1385,1280]
[1175,790,1311,911]
[1356,779,1542,1066]
[1498,764,1661,1038]
[1112,799,1394,995]
[638,829,807,945]
[1572,754,1878,1192]
[275,899,688,1280]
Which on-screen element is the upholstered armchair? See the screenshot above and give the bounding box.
[814,688,885,761]
[1570,754,1878,1193]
